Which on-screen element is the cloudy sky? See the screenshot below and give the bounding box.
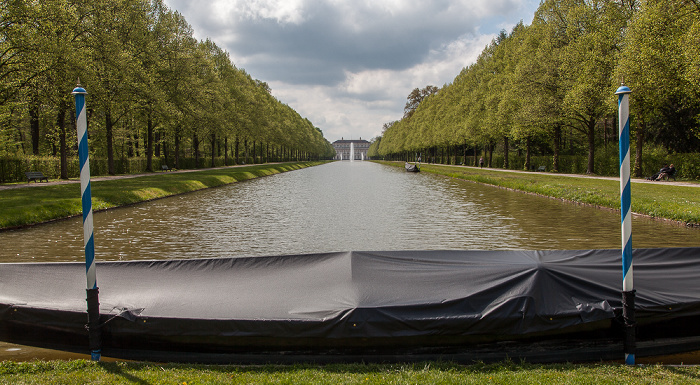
[162,0,539,143]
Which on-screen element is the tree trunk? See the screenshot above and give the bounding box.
[553,124,562,172]
[105,110,115,175]
[193,133,200,168]
[603,117,609,151]
[146,114,153,172]
[224,136,228,165]
[174,126,180,169]
[634,119,645,178]
[133,131,140,157]
[57,100,68,179]
[244,138,249,164]
[30,105,40,155]
[235,136,239,165]
[525,136,531,171]
[210,131,216,168]
[586,118,595,174]
[503,136,509,169]
[155,131,161,157]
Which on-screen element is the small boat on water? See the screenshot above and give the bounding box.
[1,248,700,364]
[405,162,420,172]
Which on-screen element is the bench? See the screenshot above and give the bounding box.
[26,171,49,183]
[662,169,677,181]
[162,165,172,171]
[537,166,546,172]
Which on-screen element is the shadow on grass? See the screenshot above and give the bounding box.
[98,362,150,385]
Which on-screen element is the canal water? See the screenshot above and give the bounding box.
[1,161,698,263]
[1,161,698,360]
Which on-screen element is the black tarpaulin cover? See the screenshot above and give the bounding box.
[1,248,700,358]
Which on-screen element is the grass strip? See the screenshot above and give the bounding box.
[0,162,323,229]
[378,161,700,226]
[1,360,700,384]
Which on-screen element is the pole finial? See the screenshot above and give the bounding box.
[72,79,87,95]
[615,78,631,95]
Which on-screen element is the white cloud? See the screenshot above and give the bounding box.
[236,0,308,24]
[163,0,539,143]
[271,30,496,142]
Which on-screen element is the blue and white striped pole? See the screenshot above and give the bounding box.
[72,81,101,361]
[616,83,635,365]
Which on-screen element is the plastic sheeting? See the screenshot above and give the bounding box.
[1,248,700,360]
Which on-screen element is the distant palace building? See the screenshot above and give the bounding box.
[332,138,370,160]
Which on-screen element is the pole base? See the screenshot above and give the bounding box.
[622,290,636,365]
[86,288,102,362]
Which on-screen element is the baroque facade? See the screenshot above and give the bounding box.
[332,138,370,160]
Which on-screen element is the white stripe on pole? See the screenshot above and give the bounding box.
[616,83,634,365]
[72,83,97,290]
[617,85,632,292]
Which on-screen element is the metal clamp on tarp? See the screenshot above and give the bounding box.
[85,306,145,331]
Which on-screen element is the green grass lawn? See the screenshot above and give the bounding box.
[0,162,323,229]
[382,162,700,227]
[2,360,700,384]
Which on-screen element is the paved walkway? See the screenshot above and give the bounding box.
[1,163,697,191]
[425,163,700,187]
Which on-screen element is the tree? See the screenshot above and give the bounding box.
[616,0,700,166]
[38,0,88,178]
[556,0,629,174]
[403,85,438,118]
[84,0,151,174]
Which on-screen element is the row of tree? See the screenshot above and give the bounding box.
[370,0,700,176]
[1,0,335,178]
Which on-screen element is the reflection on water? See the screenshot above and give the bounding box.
[1,161,697,263]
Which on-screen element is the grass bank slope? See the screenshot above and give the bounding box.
[1,360,699,384]
[0,162,323,229]
[379,161,700,226]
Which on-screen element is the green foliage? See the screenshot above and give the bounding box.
[375,0,700,174]
[615,0,700,152]
[0,0,334,172]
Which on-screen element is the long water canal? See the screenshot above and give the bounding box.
[1,161,697,262]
